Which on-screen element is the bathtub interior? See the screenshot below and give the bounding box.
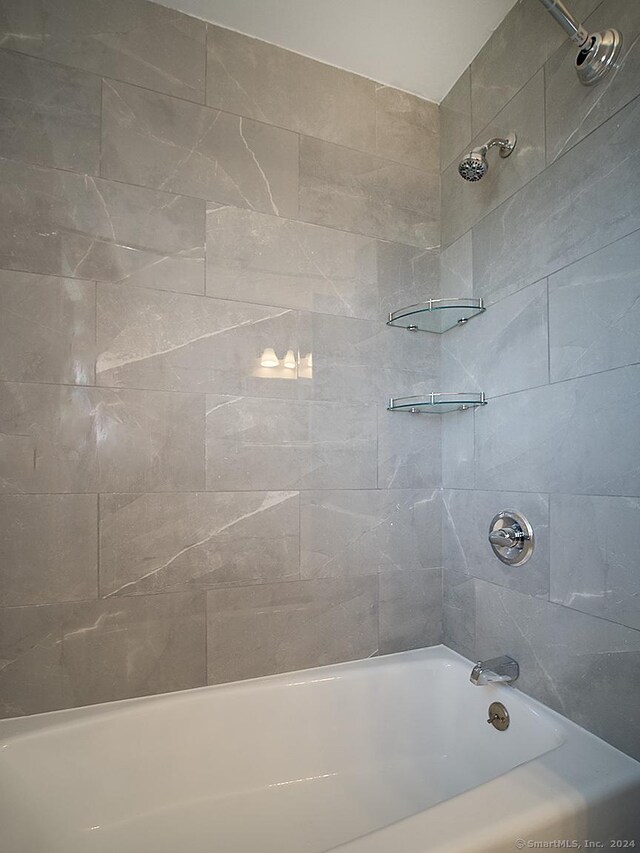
[0,648,566,853]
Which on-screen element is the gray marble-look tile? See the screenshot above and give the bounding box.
[441,408,476,490]
[298,310,439,405]
[377,242,440,318]
[375,86,439,171]
[0,592,206,718]
[0,270,95,385]
[474,580,640,760]
[99,491,299,597]
[550,494,640,631]
[443,568,476,660]
[377,404,442,490]
[379,568,443,654]
[545,0,640,164]
[549,230,640,382]
[470,0,601,135]
[0,158,204,293]
[439,231,472,299]
[441,278,548,398]
[299,136,440,248]
[0,382,204,494]
[205,205,380,319]
[442,69,546,248]
[101,79,298,218]
[0,0,206,102]
[96,284,298,396]
[207,577,378,683]
[0,50,100,173]
[474,364,640,496]
[206,24,376,152]
[440,68,471,172]
[443,489,550,598]
[473,95,640,304]
[0,494,97,606]
[300,489,441,578]
[205,395,377,491]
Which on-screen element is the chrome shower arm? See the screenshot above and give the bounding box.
[482,137,514,155]
[537,0,588,47]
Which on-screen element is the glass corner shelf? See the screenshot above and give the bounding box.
[387,298,485,333]
[387,392,487,414]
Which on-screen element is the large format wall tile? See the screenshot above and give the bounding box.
[0,159,204,292]
[0,593,206,717]
[469,0,600,135]
[300,489,441,578]
[96,284,297,396]
[440,68,471,171]
[377,405,442,489]
[205,395,376,490]
[545,0,640,163]
[441,409,475,490]
[207,577,377,683]
[0,495,97,606]
[549,230,640,382]
[0,0,206,102]
[439,231,472,299]
[206,24,376,152]
[0,382,204,494]
[379,568,443,654]
[442,568,475,660]
[474,581,640,759]
[205,205,379,319]
[298,311,439,405]
[102,80,298,218]
[441,279,548,398]
[0,2,445,717]
[474,364,640,496]
[299,136,439,247]
[0,50,100,173]
[375,87,439,171]
[377,241,440,318]
[550,494,640,631]
[0,271,95,385]
[442,70,545,248]
[443,489,550,598]
[473,95,640,304]
[100,491,299,597]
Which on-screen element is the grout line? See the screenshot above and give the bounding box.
[95,493,100,599]
[471,575,640,636]
[0,155,439,256]
[474,222,640,311]
[440,90,640,252]
[546,277,551,386]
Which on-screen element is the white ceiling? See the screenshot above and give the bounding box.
[158,0,519,103]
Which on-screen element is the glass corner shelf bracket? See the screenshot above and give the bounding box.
[387,392,487,414]
[387,297,485,334]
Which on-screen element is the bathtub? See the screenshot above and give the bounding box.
[0,646,638,853]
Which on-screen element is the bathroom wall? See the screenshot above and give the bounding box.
[440,0,640,758]
[0,0,443,716]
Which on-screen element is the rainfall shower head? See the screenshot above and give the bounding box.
[458,133,517,183]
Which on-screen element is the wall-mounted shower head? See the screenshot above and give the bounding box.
[458,133,517,183]
[538,0,622,86]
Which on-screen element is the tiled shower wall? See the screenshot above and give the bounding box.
[0,0,443,715]
[440,0,640,758]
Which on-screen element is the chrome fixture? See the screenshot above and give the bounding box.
[487,701,510,731]
[470,655,520,686]
[488,509,534,567]
[458,133,517,182]
[538,0,622,86]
